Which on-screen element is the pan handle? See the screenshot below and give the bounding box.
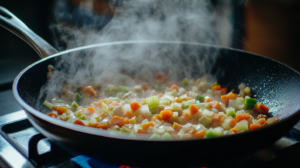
[0,6,58,58]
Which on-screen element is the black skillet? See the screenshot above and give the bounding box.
[1,6,300,167]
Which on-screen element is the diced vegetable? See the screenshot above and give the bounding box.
[145,96,159,109]
[206,128,222,137]
[211,85,221,91]
[196,94,205,102]
[75,93,86,101]
[160,99,170,106]
[195,131,206,138]
[47,112,57,118]
[253,103,269,114]
[244,98,257,110]
[172,123,183,131]
[162,132,172,140]
[211,82,218,88]
[53,106,67,115]
[182,101,190,108]
[198,116,212,126]
[149,133,161,140]
[130,102,141,112]
[235,120,249,132]
[229,118,237,128]
[79,116,86,120]
[170,84,179,91]
[74,120,85,126]
[160,110,173,120]
[111,116,125,127]
[226,107,236,117]
[71,101,79,109]
[231,128,238,133]
[118,85,129,92]
[171,89,178,97]
[181,78,189,86]
[189,104,199,115]
[250,124,261,130]
[236,113,250,122]
[83,86,97,97]
[43,100,54,109]
[171,102,181,111]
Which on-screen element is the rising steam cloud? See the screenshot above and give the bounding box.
[37,0,234,109]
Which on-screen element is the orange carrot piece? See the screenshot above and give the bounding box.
[74,120,85,126]
[231,128,238,133]
[258,119,266,126]
[130,102,141,112]
[175,98,182,103]
[204,97,211,102]
[47,112,57,118]
[53,106,67,115]
[229,118,237,128]
[142,99,146,105]
[227,92,236,99]
[210,101,223,111]
[108,101,119,110]
[83,86,97,97]
[153,114,162,121]
[211,85,222,91]
[137,129,147,134]
[220,88,227,95]
[141,85,148,91]
[186,97,193,101]
[265,121,269,126]
[124,118,130,124]
[93,99,107,107]
[172,123,183,131]
[124,111,135,119]
[108,100,113,104]
[212,114,222,122]
[195,130,206,138]
[95,123,108,130]
[236,113,250,122]
[87,107,97,115]
[182,112,193,120]
[158,93,164,98]
[221,95,229,105]
[111,116,125,127]
[141,122,155,130]
[170,84,179,91]
[160,110,173,120]
[250,124,261,130]
[189,104,199,115]
[253,103,269,114]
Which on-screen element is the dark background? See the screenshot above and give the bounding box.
[0,0,299,116]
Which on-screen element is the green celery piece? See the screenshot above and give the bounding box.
[162,132,172,140]
[150,107,160,114]
[182,101,190,108]
[211,82,218,88]
[79,116,86,120]
[244,98,257,109]
[226,108,236,117]
[145,96,159,109]
[171,103,181,111]
[236,122,249,132]
[58,100,65,103]
[71,101,79,109]
[171,89,178,97]
[194,103,210,109]
[206,129,221,138]
[196,94,205,102]
[181,78,189,86]
[149,133,161,140]
[43,100,54,109]
[118,85,129,92]
[76,93,86,101]
[160,99,170,106]
[198,116,212,126]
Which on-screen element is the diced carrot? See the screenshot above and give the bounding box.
[141,85,148,91]
[187,129,197,134]
[159,106,165,111]
[220,88,227,95]
[108,101,119,110]
[170,84,179,91]
[211,85,221,91]
[204,97,211,102]
[231,128,238,133]
[250,124,261,130]
[108,100,113,104]
[142,99,146,105]
[124,111,135,119]
[93,99,107,107]
[95,123,108,130]
[111,116,125,127]
[265,121,269,126]
[47,112,57,118]
[53,106,67,115]
[210,101,223,111]
[153,114,162,121]
[160,110,173,120]
[221,95,229,105]
[236,113,250,122]
[172,123,183,131]
[195,130,206,138]
[212,114,222,122]
[74,120,85,126]
[229,118,237,128]
[175,98,182,103]
[158,93,164,98]
[83,86,97,97]
[87,107,97,115]
[141,122,155,130]
[189,104,199,115]
[124,118,130,124]
[130,102,141,112]
[258,119,266,126]
[87,122,95,127]
[227,92,236,99]
[182,112,193,120]
[186,97,193,100]
[137,129,147,134]
[253,103,269,114]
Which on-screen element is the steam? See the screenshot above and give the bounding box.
[37,0,234,108]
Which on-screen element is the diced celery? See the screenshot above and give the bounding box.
[43,100,54,109]
[211,82,218,88]
[171,89,178,97]
[171,103,181,111]
[160,99,170,106]
[79,116,86,120]
[192,86,198,92]
[74,110,82,117]
[118,85,129,93]
[182,101,190,108]
[221,123,230,130]
[145,96,159,109]
[149,133,161,140]
[244,98,257,110]
[75,93,86,101]
[206,128,221,138]
[235,121,249,132]
[150,107,160,114]
[182,78,189,86]
[71,101,79,109]
[196,94,205,102]
[198,116,212,126]
[194,103,210,109]
[226,107,236,117]
[162,132,172,140]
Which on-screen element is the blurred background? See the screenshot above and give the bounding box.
[0,0,299,114]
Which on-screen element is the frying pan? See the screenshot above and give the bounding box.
[1,6,300,167]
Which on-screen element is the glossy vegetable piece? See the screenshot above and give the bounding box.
[244,98,257,110]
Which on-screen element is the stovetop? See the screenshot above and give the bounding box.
[1,110,300,168]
